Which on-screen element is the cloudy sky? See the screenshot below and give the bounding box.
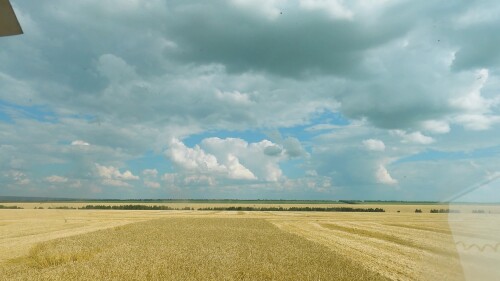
[1,0,500,200]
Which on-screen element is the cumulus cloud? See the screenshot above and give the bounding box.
[305,124,344,131]
[376,164,398,185]
[45,175,69,183]
[101,179,132,188]
[97,54,137,82]
[391,130,435,145]
[214,89,253,105]
[454,114,500,131]
[183,175,217,186]
[264,145,283,156]
[2,1,500,200]
[142,169,158,177]
[362,139,385,152]
[167,139,227,174]
[421,120,450,134]
[200,137,284,182]
[230,0,285,20]
[226,154,258,180]
[166,138,257,181]
[95,164,139,180]
[94,164,140,188]
[282,137,306,158]
[299,0,353,20]
[71,140,90,146]
[144,181,160,189]
[4,170,30,185]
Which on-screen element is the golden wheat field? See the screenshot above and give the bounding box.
[1,205,499,280]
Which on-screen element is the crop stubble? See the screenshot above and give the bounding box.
[0,217,385,281]
[1,208,498,280]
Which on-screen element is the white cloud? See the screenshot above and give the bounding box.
[45,175,68,183]
[449,69,500,130]
[263,145,283,156]
[230,0,285,20]
[362,139,385,151]
[5,170,30,185]
[71,140,90,146]
[144,181,160,189]
[305,170,318,177]
[142,169,158,177]
[166,138,257,181]
[305,124,344,131]
[299,0,353,20]
[391,130,435,145]
[183,175,216,186]
[283,137,306,157]
[3,1,500,200]
[226,154,257,180]
[166,138,227,173]
[376,164,398,185]
[200,137,284,182]
[161,173,176,183]
[102,179,132,187]
[454,114,500,131]
[421,120,450,134]
[95,164,139,180]
[215,89,252,105]
[97,54,136,82]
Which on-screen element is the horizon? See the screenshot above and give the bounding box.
[2,195,500,205]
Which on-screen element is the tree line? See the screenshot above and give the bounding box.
[198,206,386,212]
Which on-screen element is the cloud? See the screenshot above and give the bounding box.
[4,170,30,185]
[45,175,68,183]
[101,179,132,188]
[95,164,139,181]
[376,164,398,185]
[95,163,139,187]
[144,181,160,189]
[71,140,90,146]
[183,175,217,186]
[362,139,386,152]
[264,145,283,156]
[391,130,435,145]
[142,169,158,177]
[161,0,413,77]
[97,54,137,82]
[200,137,284,182]
[229,0,285,20]
[282,137,306,158]
[299,0,353,20]
[305,124,345,131]
[166,138,257,181]
[166,138,227,174]
[454,114,500,131]
[214,89,253,105]
[226,154,258,180]
[421,120,450,134]
[2,1,500,200]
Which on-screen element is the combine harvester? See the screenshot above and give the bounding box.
[0,0,23,37]
[445,174,500,280]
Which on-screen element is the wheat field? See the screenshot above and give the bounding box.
[1,206,499,280]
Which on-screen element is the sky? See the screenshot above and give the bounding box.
[1,0,500,201]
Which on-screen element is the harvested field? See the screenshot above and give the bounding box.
[1,206,499,280]
[0,217,385,281]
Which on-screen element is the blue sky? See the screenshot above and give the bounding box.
[1,0,500,201]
